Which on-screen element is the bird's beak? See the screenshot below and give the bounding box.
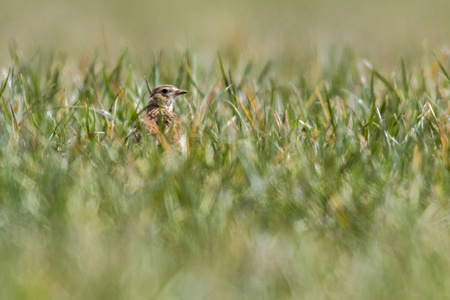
[175,89,188,96]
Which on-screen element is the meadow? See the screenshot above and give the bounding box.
[0,42,449,299]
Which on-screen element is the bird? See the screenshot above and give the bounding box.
[130,85,188,146]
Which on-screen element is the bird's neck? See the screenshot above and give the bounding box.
[147,97,174,111]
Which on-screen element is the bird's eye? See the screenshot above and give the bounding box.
[162,89,168,94]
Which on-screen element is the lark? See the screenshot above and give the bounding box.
[131,85,188,146]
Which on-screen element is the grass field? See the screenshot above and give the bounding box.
[0,43,450,300]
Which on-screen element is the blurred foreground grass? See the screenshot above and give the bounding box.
[1,46,450,299]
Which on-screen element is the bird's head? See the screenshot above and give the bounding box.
[148,85,188,111]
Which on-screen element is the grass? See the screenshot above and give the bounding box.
[0,45,450,300]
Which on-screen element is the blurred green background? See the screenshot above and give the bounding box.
[1,0,450,64]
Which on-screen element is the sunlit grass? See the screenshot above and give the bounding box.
[1,45,450,299]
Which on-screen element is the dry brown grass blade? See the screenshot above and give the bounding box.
[244,83,264,132]
[306,83,323,109]
[284,110,290,129]
[429,53,448,78]
[233,93,254,127]
[439,115,449,166]
[273,111,282,129]
[192,80,222,133]
[111,82,132,107]
[316,89,331,123]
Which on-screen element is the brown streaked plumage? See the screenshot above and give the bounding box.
[131,85,188,146]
